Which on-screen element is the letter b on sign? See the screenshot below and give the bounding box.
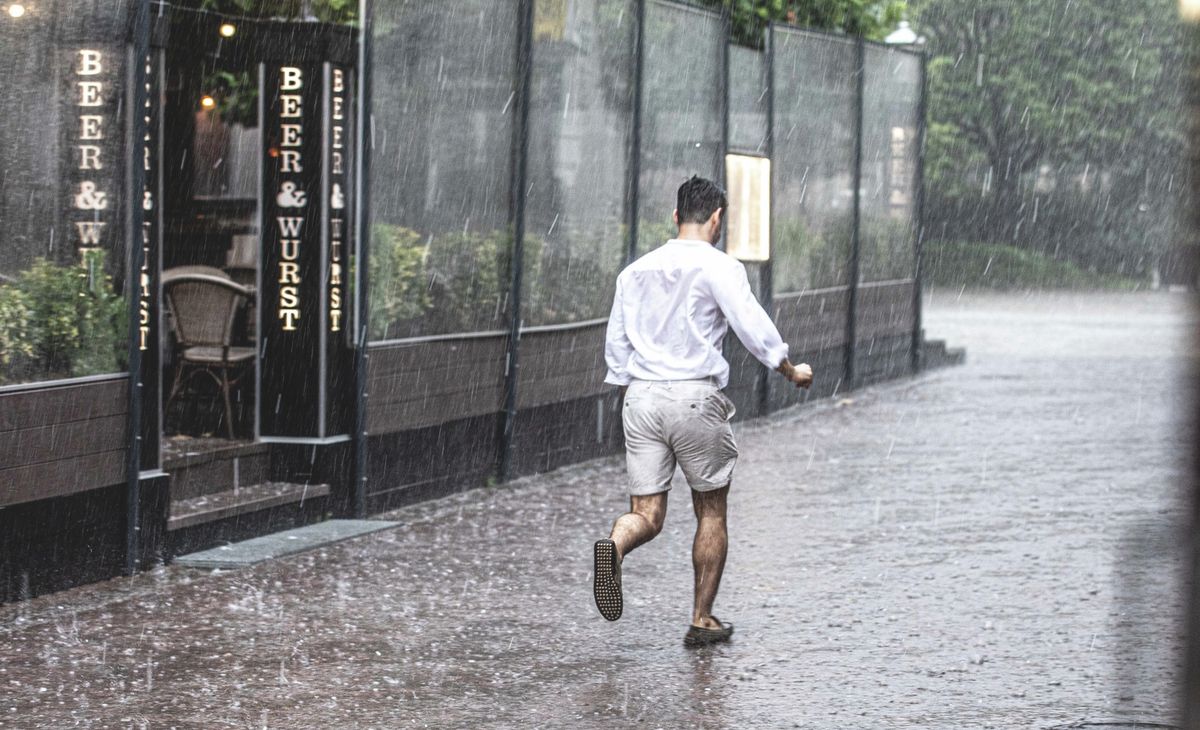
[280,67,303,91]
[77,50,103,76]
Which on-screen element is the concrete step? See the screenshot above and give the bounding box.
[921,338,967,370]
[174,519,399,570]
[164,439,271,501]
[168,481,330,532]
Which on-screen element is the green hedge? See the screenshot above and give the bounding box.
[922,241,1143,290]
[0,251,127,385]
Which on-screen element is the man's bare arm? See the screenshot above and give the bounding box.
[776,359,813,389]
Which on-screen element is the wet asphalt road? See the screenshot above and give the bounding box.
[0,290,1194,729]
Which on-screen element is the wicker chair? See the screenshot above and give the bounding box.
[163,268,255,439]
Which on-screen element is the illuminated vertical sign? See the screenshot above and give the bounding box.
[68,49,118,261]
[261,63,323,439]
[259,44,356,441]
[139,53,157,354]
[322,63,354,436]
[139,47,164,471]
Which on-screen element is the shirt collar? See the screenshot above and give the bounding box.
[666,238,714,247]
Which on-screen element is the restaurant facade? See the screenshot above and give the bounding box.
[0,0,932,601]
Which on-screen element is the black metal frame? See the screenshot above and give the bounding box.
[498,0,535,482]
[124,0,152,576]
[336,0,929,491]
[721,6,731,163]
[845,36,867,391]
[140,11,167,476]
[911,50,930,374]
[758,23,776,416]
[351,0,374,517]
[626,0,646,267]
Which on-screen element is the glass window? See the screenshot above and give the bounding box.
[771,29,857,293]
[729,45,767,156]
[0,0,133,385]
[368,1,517,339]
[638,0,725,255]
[523,0,635,326]
[860,45,921,282]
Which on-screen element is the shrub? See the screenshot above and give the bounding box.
[922,241,1142,291]
[368,224,430,340]
[773,217,852,291]
[0,251,126,385]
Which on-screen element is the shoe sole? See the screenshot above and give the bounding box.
[684,622,734,647]
[593,539,622,621]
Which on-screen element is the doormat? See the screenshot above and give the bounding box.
[174,519,400,569]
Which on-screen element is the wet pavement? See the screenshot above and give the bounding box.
[0,291,1194,729]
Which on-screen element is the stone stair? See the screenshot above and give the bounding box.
[163,439,329,557]
[920,338,967,370]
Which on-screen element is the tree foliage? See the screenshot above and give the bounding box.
[912,0,1188,276]
[194,0,356,24]
[697,0,906,46]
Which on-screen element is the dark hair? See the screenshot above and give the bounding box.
[676,175,727,225]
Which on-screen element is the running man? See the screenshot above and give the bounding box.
[594,175,813,646]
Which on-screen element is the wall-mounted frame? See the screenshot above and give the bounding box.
[724,153,771,262]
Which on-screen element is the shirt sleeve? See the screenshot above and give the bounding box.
[603,277,634,386]
[710,260,789,370]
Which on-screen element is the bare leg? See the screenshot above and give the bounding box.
[690,484,729,629]
[610,492,668,560]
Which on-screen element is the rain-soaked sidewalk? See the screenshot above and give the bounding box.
[0,291,1193,729]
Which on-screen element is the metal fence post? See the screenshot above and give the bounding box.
[911,50,929,375]
[759,22,776,417]
[499,0,534,482]
[720,4,730,209]
[626,0,645,266]
[351,0,374,517]
[124,0,151,576]
[846,35,865,391]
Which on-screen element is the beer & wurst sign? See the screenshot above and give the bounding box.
[259,59,354,441]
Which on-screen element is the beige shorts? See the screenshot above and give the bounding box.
[621,379,738,496]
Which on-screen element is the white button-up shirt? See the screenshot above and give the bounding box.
[604,238,789,388]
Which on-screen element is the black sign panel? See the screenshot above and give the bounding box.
[259,63,323,438]
[139,48,164,470]
[322,63,354,437]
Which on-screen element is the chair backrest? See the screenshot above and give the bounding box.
[164,274,250,348]
[163,265,230,284]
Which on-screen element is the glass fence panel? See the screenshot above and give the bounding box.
[523,0,635,326]
[729,44,767,156]
[637,0,725,255]
[771,29,858,293]
[368,1,518,339]
[0,0,134,385]
[860,45,921,283]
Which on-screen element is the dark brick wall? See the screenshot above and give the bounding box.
[855,281,916,387]
[516,325,608,408]
[0,376,129,507]
[0,476,166,605]
[509,392,624,478]
[365,412,503,513]
[366,337,508,434]
[0,485,124,603]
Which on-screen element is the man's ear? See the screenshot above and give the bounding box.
[710,207,723,227]
[672,208,680,226]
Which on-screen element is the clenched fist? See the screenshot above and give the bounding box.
[777,360,814,390]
